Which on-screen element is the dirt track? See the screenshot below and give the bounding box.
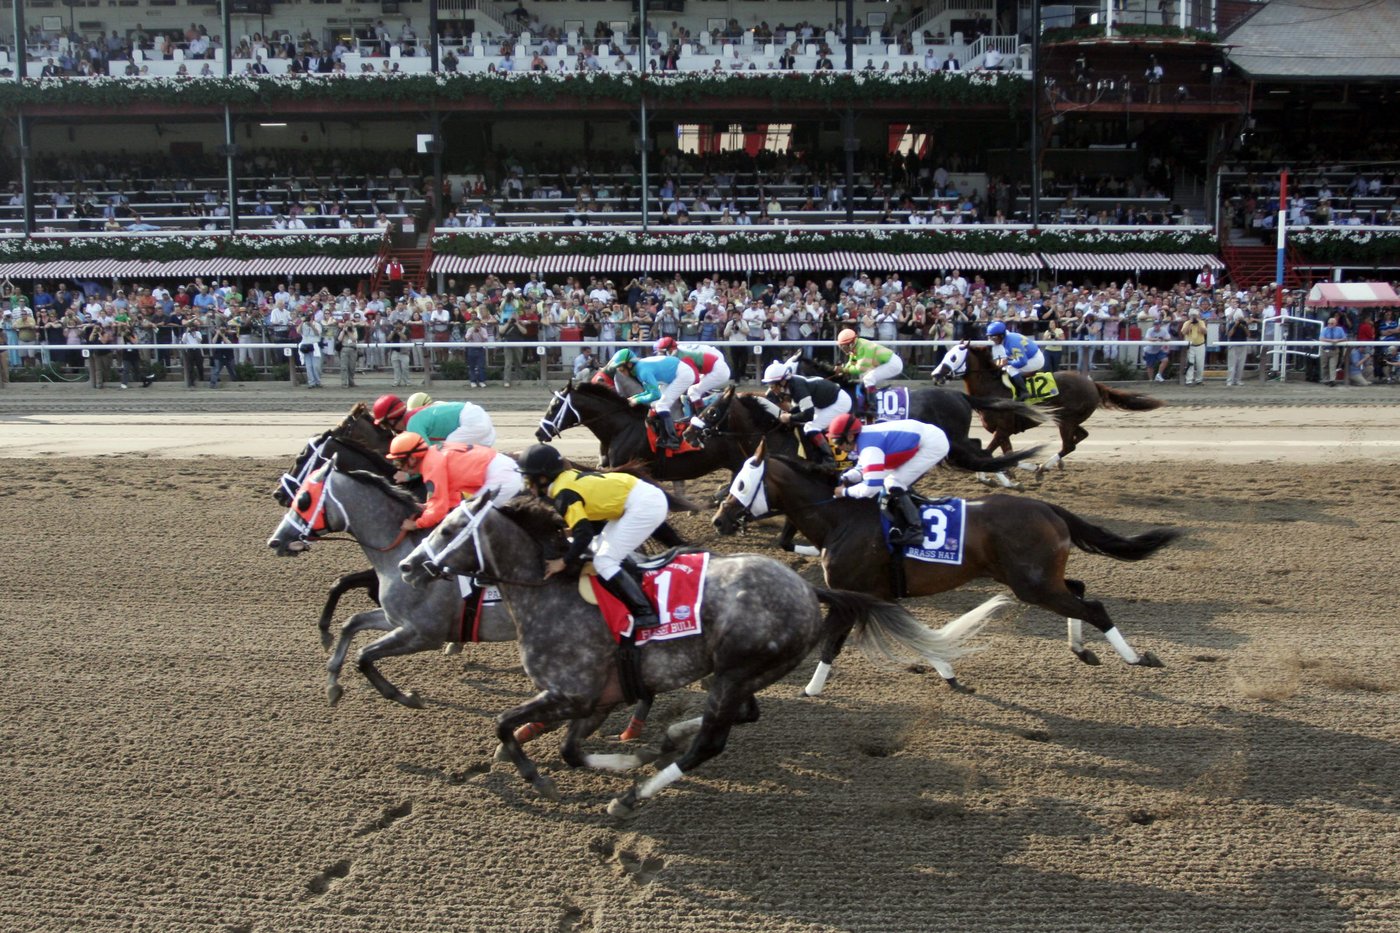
[3,398,1399,931]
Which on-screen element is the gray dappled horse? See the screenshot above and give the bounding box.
[399,492,1009,816]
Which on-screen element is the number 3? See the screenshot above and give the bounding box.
[922,510,947,549]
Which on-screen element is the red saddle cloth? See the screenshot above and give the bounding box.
[589,553,709,645]
[645,421,704,457]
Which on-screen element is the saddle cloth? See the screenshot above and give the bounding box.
[645,421,704,457]
[1001,370,1060,403]
[881,498,968,565]
[456,577,502,643]
[581,552,709,645]
[872,386,910,422]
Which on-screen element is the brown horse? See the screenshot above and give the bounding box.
[929,341,1163,480]
[712,440,1178,695]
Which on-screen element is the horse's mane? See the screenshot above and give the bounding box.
[736,392,784,425]
[495,495,569,543]
[770,454,842,486]
[342,468,422,511]
[573,380,633,408]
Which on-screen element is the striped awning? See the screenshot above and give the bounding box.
[430,251,1048,276]
[1306,282,1400,308]
[0,255,378,280]
[1040,252,1226,272]
[431,254,538,275]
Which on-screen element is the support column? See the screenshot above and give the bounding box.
[221,0,233,76]
[843,109,856,224]
[1029,0,1042,227]
[223,106,239,232]
[14,0,34,237]
[639,0,649,231]
[429,0,440,72]
[431,109,444,226]
[844,0,854,71]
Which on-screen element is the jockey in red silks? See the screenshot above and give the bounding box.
[827,414,951,547]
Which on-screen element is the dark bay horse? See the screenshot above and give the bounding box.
[789,355,1047,488]
[536,380,798,489]
[930,341,1164,477]
[399,492,1007,815]
[713,441,1179,694]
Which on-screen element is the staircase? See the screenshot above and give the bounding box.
[1220,242,1308,290]
[370,244,433,296]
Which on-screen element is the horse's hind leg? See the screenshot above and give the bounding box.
[1023,581,1161,669]
[616,699,651,743]
[318,568,380,649]
[495,690,590,802]
[327,609,394,705]
[355,626,440,709]
[561,706,658,772]
[802,629,851,697]
[1062,579,1098,665]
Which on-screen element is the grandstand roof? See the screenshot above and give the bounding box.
[1225,0,1400,80]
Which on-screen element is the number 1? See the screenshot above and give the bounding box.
[652,571,673,625]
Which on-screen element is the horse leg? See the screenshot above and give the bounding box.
[802,630,850,697]
[318,568,379,649]
[1038,422,1085,477]
[979,428,1021,488]
[616,699,651,743]
[608,685,748,818]
[355,625,440,709]
[495,690,589,802]
[1018,581,1162,669]
[560,706,659,771]
[1062,579,1099,665]
[326,609,395,705]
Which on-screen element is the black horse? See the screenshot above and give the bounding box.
[788,355,1047,488]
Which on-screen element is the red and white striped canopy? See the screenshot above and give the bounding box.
[1041,252,1225,272]
[430,251,1046,276]
[1305,282,1400,307]
[0,256,377,280]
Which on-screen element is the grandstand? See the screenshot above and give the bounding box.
[0,0,1397,288]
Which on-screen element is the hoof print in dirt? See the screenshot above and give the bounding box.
[306,858,352,898]
[616,849,665,885]
[352,800,413,837]
[1017,729,1052,742]
[1126,808,1157,826]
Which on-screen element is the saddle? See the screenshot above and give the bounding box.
[645,420,704,457]
[1001,370,1060,403]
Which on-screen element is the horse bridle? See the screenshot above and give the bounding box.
[726,457,775,524]
[536,388,581,440]
[283,465,348,544]
[416,499,551,587]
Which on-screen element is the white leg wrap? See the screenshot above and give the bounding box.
[975,472,994,486]
[995,472,1020,487]
[1067,618,1084,652]
[1103,626,1140,664]
[793,544,821,557]
[583,753,646,772]
[1046,453,1062,471]
[666,716,704,743]
[804,661,832,696]
[930,658,956,681]
[638,762,685,801]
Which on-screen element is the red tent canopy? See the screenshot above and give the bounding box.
[1305,282,1400,307]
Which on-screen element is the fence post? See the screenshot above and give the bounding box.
[287,347,298,387]
[0,347,8,388]
[88,351,101,389]
[420,341,433,387]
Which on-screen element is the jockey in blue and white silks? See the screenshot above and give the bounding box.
[986,320,1045,401]
[626,353,696,450]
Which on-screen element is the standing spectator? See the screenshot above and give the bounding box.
[385,257,405,298]
[1143,318,1172,382]
[208,317,237,388]
[388,318,412,387]
[464,311,490,387]
[1348,344,1373,387]
[1224,309,1250,386]
[180,318,206,388]
[497,304,528,387]
[337,318,359,388]
[1145,55,1163,103]
[298,314,324,387]
[1180,309,1208,385]
[1319,316,1347,387]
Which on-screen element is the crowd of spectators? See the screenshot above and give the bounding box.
[5,270,1395,389]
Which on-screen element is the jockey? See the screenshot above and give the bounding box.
[760,359,849,465]
[405,399,498,447]
[836,328,904,392]
[388,431,523,532]
[518,443,667,630]
[625,353,696,451]
[655,336,731,408]
[986,320,1044,402]
[826,414,951,547]
[371,393,408,430]
[598,347,639,382]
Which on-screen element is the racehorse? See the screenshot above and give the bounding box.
[535,379,800,491]
[930,341,1164,477]
[789,355,1048,488]
[712,440,1178,694]
[274,403,403,644]
[398,491,1009,815]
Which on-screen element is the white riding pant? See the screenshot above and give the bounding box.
[651,364,696,415]
[444,402,498,446]
[686,359,731,403]
[803,388,852,435]
[1006,349,1046,377]
[886,423,952,491]
[593,482,669,581]
[860,355,904,389]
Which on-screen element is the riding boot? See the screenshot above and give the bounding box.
[655,411,681,450]
[1009,372,1029,401]
[883,487,926,548]
[599,569,661,629]
[803,431,835,466]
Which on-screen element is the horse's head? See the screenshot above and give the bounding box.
[931,341,971,385]
[276,431,332,506]
[400,491,496,585]
[537,380,581,442]
[335,403,395,455]
[712,438,773,536]
[400,492,565,587]
[267,458,345,556]
[682,384,734,447]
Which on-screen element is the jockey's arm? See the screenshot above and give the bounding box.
[629,383,660,406]
[414,456,452,529]
[842,448,887,499]
[556,491,597,566]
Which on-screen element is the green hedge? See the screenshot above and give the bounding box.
[1291,229,1400,264]
[0,233,383,263]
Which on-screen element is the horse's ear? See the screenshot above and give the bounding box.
[959,340,970,349]
[754,437,768,462]
[349,401,368,418]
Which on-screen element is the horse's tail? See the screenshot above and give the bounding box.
[1095,382,1165,412]
[946,438,1045,474]
[965,394,1048,425]
[1048,504,1181,560]
[814,588,1009,670]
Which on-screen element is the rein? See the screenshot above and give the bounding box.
[538,387,633,440]
[419,500,552,588]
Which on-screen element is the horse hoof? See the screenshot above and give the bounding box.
[494,743,511,763]
[633,747,660,766]
[327,684,343,707]
[1134,651,1164,668]
[1073,648,1102,666]
[443,642,463,656]
[607,787,639,819]
[975,473,996,487]
[946,678,976,695]
[319,629,333,651]
[531,774,561,802]
[400,691,425,710]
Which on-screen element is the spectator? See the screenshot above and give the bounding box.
[1319,316,1347,386]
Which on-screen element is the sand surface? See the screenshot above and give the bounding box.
[2,387,1398,931]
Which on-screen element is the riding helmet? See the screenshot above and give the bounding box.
[761,360,792,384]
[518,443,566,479]
[388,431,430,463]
[827,413,862,444]
[371,393,406,425]
[836,328,858,347]
[406,391,434,411]
[986,320,1007,337]
[654,336,678,353]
